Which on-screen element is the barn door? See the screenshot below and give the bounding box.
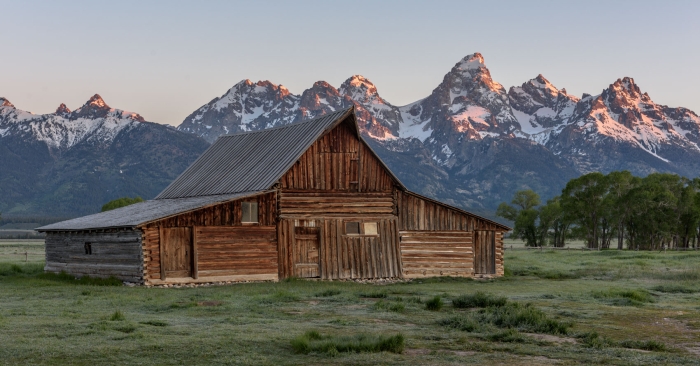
[473,230,496,275]
[162,227,193,278]
[293,227,320,278]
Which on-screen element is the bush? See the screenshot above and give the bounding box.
[439,316,482,332]
[425,296,443,311]
[291,330,404,355]
[316,289,342,297]
[592,289,655,306]
[373,300,405,313]
[484,329,526,343]
[358,290,387,298]
[440,302,571,335]
[618,339,667,352]
[577,332,613,349]
[110,310,125,321]
[453,292,507,308]
[651,285,696,294]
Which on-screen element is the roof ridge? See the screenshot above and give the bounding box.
[218,107,353,138]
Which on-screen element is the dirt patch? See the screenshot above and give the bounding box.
[524,333,577,344]
[305,300,319,305]
[197,301,223,307]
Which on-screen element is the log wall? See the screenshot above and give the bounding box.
[140,192,278,284]
[195,226,277,280]
[279,191,394,217]
[399,231,473,278]
[45,230,143,282]
[397,191,503,231]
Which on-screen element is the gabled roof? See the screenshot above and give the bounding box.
[37,191,267,231]
[157,108,361,199]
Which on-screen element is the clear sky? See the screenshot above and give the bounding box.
[2,0,699,126]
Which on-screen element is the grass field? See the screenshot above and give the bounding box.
[1,240,699,365]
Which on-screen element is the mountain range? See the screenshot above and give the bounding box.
[2,52,699,218]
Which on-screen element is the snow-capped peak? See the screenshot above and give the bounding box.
[86,94,108,108]
[339,75,388,107]
[456,52,486,71]
[0,97,14,108]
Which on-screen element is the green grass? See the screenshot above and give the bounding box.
[424,295,443,311]
[0,239,699,365]
[291,330,405,355]
[452,291,508,308]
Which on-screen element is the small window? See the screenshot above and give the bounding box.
[84,242,92,255]
[241,201,258,223]
[363,222,378,235]
[345,222,360,235]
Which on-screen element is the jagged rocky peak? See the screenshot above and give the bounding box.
[339,75,383,103]
[55,103,71,116]
[299,81,345,112]
[71,94,111,119]
[0,97,14,108]
[509,74,579,116]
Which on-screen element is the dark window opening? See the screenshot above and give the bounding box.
[345,222,360,235]
[241,201,259,223]
[84,242,92,255]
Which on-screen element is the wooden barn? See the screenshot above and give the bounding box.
[38,108,510,285]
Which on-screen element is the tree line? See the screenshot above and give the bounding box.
[497,171,700,250]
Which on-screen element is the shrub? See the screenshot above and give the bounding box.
[358,290,387,299]
[651,285,696,294]
[316,289,341,297]
[453,292,507,308]
[373,300,405,313]
[440,302,571,335]
[140,320,168,327]
[110,310,125,321]
[577,332,613,349]
[425,296,443,311]
[592,289,655,306]
[439,316,481,332]
[618,339,667,352]
[485,329,526,343]
[291,330,404,355]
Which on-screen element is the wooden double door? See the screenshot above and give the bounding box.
[293,227,320,278]
[161,227,194,279]
[473,230,496,275]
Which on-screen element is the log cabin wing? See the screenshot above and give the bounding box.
[38,108,510,284]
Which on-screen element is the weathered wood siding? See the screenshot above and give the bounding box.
[400,231,473,278]
[195,226,277,280]
[396,190,507,278]
[278,217,401,280]
[279,120,394,192]
[397,191,502,231]
[140,192,277,284]
[279,191,394,217]
[45,230,143,282]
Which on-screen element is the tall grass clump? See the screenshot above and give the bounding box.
[440,302,571,335]
[618,339,667,351]
[110,310,125,321]
[373,300,405,313]
[358,290,387,299]
[651,285,697,294]
[592,288,655,306]
[453,292,507,308]
[425,296,443,311]
[0,263,45,277]
[315,289,342,297]
[291,330,404,355]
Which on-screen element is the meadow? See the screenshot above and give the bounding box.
[0,239,699,365]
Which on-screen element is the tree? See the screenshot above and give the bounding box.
[606,171,638,249]
[560,172,608,249]
[497,190,542,247]
[539,197,569,247]
[101,197,144,212]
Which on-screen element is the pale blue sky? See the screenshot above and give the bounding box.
[1,1,698,126]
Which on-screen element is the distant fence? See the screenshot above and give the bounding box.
[504,245,699,251]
